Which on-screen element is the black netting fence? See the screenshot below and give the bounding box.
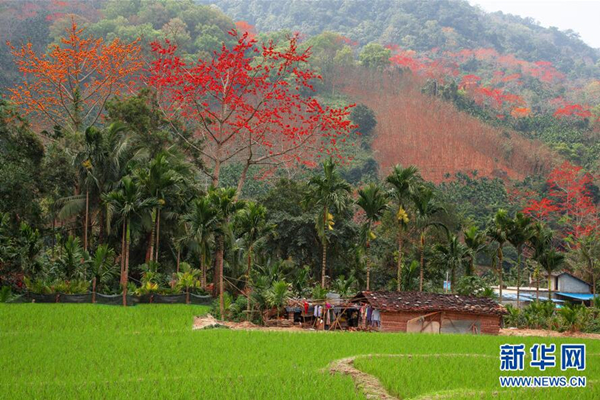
[20,292,213,306]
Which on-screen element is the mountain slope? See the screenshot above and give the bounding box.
[340,69,554,182]
[205,0,600,79]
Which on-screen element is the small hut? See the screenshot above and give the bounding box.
[350,291,507,335]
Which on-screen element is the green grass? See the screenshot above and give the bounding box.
[355,353,599,399]
[1,304,598,399]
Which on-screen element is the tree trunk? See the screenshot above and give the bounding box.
[92,277,96,303]
[536,271,539,301]
[246,246,252,321]
[200,251,207,290]
[419,233,425,292]
[498,246,504,304]
[176,247,181,274]
[548,273,552,299]
[212,158,221,187]
[236,162,251,199]
[122,220,129,307]
[321,207,328,288]
[84,188,89,251]
[154,208,161,262]
[365,244,371,291]
[397,232,403,291]
[148,209,156,262]
[216,235,225,318]
[516,247,522,308]
[321,239,327,288]
[120,222,126,289]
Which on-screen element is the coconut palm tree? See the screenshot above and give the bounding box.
[487,209,511,303]
[411,184,445,292]
[464,226,487,276]
[506,212,535,307]
[356,183,388,290]
[182,197,217,290]
[305,159,351,288]
[104,176,158,306]
[208,187,245,318]
[235,201,274,319]
[386,165,420,291]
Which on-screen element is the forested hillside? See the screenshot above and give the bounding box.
[0,0,599,307]
[206,0,600,79]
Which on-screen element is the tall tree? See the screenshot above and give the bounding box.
[487,209,511,303]
[431,234,469,292]
[506,212,535,307]
[183,197,217,290]
[386,165,420,291]
[104,176,158,306]
[8,19,141,134]
[235,201,273,319]
[356,183,388,290]
[135,151,182,263]
[463,226,487,276]
[305,159,351,288]
[148,30,355,190]
[537,249,565,299]
[411,184,445,292]
[208,187,244,318]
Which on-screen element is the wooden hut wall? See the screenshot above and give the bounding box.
[380,311,501,335]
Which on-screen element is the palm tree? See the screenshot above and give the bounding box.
[356,183,388,290]
[537,248,565,299]
[182,197,217,290]
[305,159,351,288]
[431,233,468,292]
[567,232,600,295]
[464,226,486,276]
[235,201,274,319]
[176,262,201,304]
[386,165,420,291]
[411,184,445,292]
[136,151,182,263]
[104,176,158,306]
[487,209,511,303]
[89,244,118,302]
[506,212,535,307]
[529,222,554,301]
[208,187,245,318]
[60,123,129,248]
[266,280,291,321]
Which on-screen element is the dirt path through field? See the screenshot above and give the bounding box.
[328,355,398,400]
[328,354,496,400]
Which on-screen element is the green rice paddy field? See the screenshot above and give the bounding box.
[0,304,598,399]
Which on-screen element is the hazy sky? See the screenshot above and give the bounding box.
[469,0,600,49]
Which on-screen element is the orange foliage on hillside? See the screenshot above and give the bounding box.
[341,69,555,183]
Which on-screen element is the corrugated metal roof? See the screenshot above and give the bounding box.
[556,292,598,301]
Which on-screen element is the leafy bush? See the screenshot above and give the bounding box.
[0,286,12,302]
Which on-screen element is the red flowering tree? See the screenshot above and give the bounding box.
[148,31,355,192]
[523,162,599,239]
[8,19,141,134]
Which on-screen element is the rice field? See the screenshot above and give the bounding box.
[1,304,598,399]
